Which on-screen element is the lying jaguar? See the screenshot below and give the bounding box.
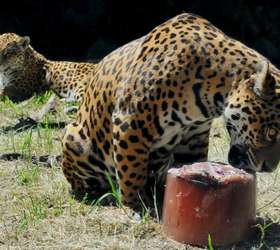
[0,32,96,106]
[0,33,96,162]
[60,13,280,209]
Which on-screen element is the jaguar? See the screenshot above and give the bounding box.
[0,32,96,103]
[61,13,280,209]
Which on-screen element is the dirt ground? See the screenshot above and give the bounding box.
[0,94,279,249]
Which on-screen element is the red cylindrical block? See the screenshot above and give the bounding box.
[162,162,256,247]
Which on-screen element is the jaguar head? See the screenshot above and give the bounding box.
[224,61,280,172]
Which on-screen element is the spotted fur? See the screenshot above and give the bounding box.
[0,33,96,102]
[61,13,280,209]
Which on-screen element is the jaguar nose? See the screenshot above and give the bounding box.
[228,144,249,169]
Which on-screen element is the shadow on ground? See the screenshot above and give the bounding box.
[258,219,280,248]
[0,117,66,133]
[221,217,280,250]
[0,152,61,167]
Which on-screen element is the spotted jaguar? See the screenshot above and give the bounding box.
[0,32,96,103]
[61,13,280,209]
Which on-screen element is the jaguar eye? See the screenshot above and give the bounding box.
[265,127,278,142]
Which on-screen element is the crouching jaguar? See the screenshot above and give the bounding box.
[61,13,280,209]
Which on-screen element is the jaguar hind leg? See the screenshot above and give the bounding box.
[61,122,113,199]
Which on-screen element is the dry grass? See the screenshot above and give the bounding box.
[0,93,279,249]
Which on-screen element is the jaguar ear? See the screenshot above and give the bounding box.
[3,36,30,57]
[252,60,274,99]
[19,36,30,50]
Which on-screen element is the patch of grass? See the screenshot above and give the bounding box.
[17,165,40,185]
[105,171,121,207]
[94,171,121,208]
[21,129,33,158]
[35,120,54,155]
[208,234,214,250]
[77,194,96,216]
[254,218,279,249]
[0,96,23,116]
[17,196,48,232]
[33,91,53,106]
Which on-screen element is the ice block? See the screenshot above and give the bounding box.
[162,162,256,247]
